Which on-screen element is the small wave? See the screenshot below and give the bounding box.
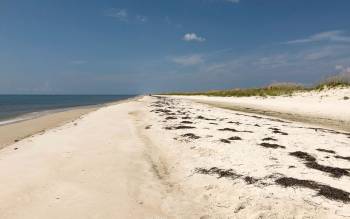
[0,109,69,126]
[0,111,48,126]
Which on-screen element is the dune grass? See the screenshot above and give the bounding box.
[164,83,308,97]
[163,73,350,97]
[315,73,350,90]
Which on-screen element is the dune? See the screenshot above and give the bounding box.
[169,87,350,132]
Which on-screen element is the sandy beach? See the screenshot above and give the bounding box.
[0,107,98,150]
[0,91,350,218]
[3,1,350,218]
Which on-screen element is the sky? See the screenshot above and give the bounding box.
[1,0,350,94]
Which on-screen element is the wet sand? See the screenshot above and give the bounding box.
[0,106,98,150]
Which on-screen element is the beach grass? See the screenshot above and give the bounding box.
[163,73,350,97]
[315,73,350,90]
[163,83,308,97]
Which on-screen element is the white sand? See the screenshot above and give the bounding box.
[0,99,171,218]
[170,88,350,131]
[0,93,350,218]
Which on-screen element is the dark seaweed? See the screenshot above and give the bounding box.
[197,115,216,121]
[218,128,253,133]
[195,167,242,180]
[182,116,191,120]
[269,128,288,135]
[316,148,336,154]
[220,139,231,144]
[262,137,277,141]
[227,121,241,125]
[165,126,196,130]
[290,151,349,178]
[181,133,201,139]
[275,177,350,202]
[181,121,193,124]
[195,167,259,185]
[165,116,177,120]
[259,143,286,149]
[305,162,349,178]
[290,151,316,162]
[218,128,238,132]
[335,155,350,161]
[243,176,259,184]
[228,136,242,141]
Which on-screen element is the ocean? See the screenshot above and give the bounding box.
[0,95,135,125]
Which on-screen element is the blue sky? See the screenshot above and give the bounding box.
[1,0,350,94]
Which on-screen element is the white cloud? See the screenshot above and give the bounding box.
[183,33,206,42]
[285,30,350,44]
[172,54,204,66]
[226,0,240,3]
[104,8,128,21]
[136,15,148,23]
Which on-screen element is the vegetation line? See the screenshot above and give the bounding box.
[162,73,350,97]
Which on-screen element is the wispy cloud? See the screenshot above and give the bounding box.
[183,33,206,42]
[285,30,350,44]
[164,16,183,28]
[176,42,350,88]
[136,15,148,23]
[171,54,204,66]
[226,0,240,3]
[104,8,148,24]
[254,54,289,68]
[104,8,128,21]
[335,65,350,74]
[71,60,87,65]
[165,16,171,24]
[302,46,337,61]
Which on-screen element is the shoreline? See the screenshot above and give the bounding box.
[0,95,136,126]
[0,105,99,126]
[0,105,99,150]
[0,96,140,150]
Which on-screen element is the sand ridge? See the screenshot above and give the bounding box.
[170,87,350,132]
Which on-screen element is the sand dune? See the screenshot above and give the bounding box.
[171,88,350,132]
[0,93,349,218]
